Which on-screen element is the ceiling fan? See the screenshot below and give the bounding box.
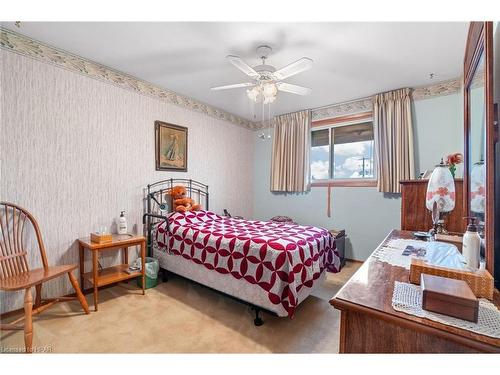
[211,45,313,104]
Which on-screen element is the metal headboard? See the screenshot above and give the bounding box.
[142,178,209,256]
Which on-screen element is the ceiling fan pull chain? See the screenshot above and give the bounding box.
[262,99,265,125]
[268,103,272,139]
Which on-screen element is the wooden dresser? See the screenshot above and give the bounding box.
[330,230,500,353]
[400,179,464,233]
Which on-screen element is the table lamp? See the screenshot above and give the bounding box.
[425,159,456,234]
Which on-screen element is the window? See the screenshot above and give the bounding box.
[311,129,331,179]
[311,118,376,185]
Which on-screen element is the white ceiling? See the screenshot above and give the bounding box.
[2,22,468,121]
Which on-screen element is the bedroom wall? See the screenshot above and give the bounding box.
[252,92,463,261]
[0,50,254,313]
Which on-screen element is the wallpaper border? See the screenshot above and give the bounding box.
[311,98,373,122]
[310,78,462,123]
[412,78,462,101]
[0,27,258,130]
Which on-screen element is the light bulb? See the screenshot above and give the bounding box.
[262,83,277,98]
[247,86,261,102]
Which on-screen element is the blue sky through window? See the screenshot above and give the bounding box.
[311,139,374,180]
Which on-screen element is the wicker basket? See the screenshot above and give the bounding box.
[409,258,494,300]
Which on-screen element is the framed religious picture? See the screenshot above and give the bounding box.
[155,121,188,172]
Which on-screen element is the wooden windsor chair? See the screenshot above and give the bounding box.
[0,202,89,353]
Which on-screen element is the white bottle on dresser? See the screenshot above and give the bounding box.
[462,217,480,271]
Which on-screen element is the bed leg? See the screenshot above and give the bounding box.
[252,306,264,326]
[161,268,168,283]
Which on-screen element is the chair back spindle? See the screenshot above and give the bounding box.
[0,202,49,280]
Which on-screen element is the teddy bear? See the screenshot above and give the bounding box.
[167,185,202,213]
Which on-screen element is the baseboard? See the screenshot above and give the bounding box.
[345,258,364,264]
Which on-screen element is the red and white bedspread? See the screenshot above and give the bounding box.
[153,210,341,318]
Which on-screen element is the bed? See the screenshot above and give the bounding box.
[143,179,342,325]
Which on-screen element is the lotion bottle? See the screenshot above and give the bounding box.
[118,211,128,235]
[462,217,480,271]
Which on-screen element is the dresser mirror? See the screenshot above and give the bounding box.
[463,22,495,277]
[468,54,486,225]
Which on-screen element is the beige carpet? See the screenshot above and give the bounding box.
[0,261,359,353]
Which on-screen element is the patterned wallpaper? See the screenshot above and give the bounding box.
[0,50,254,313]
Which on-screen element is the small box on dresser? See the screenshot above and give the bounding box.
[421,274,479,323]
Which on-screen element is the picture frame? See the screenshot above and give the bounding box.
[155,120,188,172]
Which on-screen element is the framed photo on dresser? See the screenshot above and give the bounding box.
[155,120,188,172]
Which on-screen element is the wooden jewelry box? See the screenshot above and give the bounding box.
[421,274,479,322]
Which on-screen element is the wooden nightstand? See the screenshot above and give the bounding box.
[78,234,146,311]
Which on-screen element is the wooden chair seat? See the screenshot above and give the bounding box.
[0,264,78,291]
[0,202,90,353]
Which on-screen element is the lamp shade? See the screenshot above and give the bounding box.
[470,161,485,214]
[262,82,277,98]
[426,162,456,213]
[246,86,261,102]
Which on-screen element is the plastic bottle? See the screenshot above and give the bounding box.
[118,211,128,235]
[462,217,480,271]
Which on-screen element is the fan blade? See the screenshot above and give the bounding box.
[210,82,256,91]
[274,57,313,80]
[226,55,260,79]
[277,82,312,96]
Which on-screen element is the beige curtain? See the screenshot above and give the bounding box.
[270,110,311,192]
[373,88,415,193]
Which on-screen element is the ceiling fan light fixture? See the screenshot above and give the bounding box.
[247,86,261,102]
[215,46,312,105]
[262,82,277,98]
[247,83,278,103]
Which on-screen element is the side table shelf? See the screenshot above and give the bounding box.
[78,234,146,311]
[81,264,142,287]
